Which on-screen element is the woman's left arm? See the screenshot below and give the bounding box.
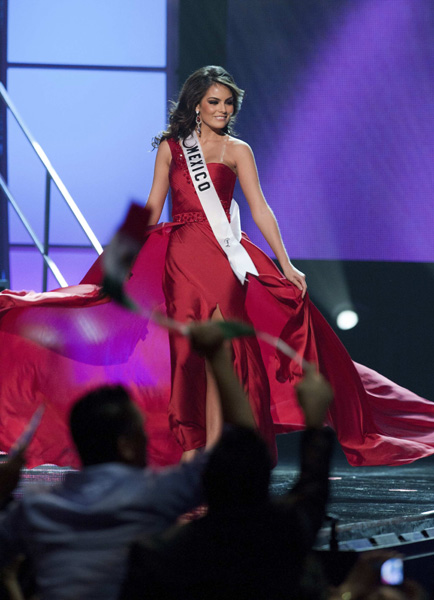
[235,142,307,297]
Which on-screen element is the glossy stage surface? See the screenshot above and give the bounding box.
[10,433,434,552]
[273,433,434,549]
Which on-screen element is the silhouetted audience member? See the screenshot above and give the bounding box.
[328,550,427,600]
[0,450,38,600]
[120,354,335,600]
[0,450,25,511]
[0,322,255,600]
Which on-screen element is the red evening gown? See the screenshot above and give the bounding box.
[1,137,434,468]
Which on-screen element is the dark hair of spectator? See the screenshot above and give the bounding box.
[69,385,142,466]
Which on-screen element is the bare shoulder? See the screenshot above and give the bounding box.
[227,137,253,154]
[226,137,255,168]
[156,139,172,165]
[158,139,171,155]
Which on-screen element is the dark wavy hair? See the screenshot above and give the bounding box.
[153,65,244,147]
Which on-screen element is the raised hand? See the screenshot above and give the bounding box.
[295,367,333,429]
[0,447,26,506]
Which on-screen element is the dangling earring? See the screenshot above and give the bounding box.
[195,110,202,137]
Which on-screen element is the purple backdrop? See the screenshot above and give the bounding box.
[228,0,434,261]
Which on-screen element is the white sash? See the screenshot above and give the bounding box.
[181,131,258,284]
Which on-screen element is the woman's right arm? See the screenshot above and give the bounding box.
[145,140,172,225]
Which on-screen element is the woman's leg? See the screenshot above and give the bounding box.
[204,305,225,448]
[181,305,226,462]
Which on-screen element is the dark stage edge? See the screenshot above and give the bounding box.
[274,459,434,550]
[9,448,434,552]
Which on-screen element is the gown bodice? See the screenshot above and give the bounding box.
[167,137,236,221]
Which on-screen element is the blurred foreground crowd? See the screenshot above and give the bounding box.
[0,322,429,600]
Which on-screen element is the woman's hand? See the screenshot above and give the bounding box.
[282,264,307,298]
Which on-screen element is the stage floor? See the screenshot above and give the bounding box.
[12,437,434,551]
[271,449,434,549]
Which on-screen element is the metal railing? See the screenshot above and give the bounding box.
[0,82,103,290]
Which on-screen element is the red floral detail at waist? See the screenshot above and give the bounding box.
[173,210,231,224]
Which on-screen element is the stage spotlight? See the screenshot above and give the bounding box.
[292,261,358,332]
[336,309,359,331]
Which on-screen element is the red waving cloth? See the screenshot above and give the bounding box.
[1,138,434,468]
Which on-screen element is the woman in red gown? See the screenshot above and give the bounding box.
[1,66,434,468]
